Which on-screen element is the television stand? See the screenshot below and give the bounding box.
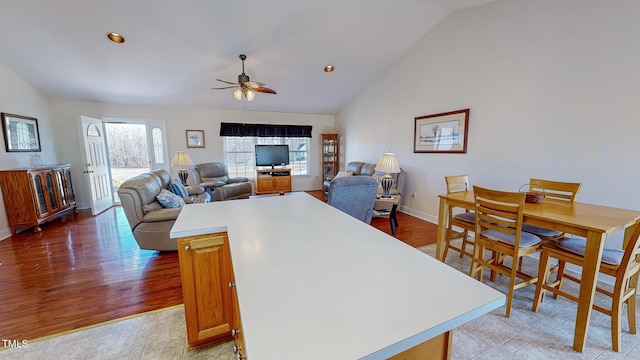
[256,168,292,195]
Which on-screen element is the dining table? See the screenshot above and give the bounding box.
[435,190,640,352]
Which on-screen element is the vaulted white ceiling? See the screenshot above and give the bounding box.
[0,0,494,115]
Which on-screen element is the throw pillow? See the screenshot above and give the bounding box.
[331,171,353,182]
[156,189,186,208]
[170,179,189,198]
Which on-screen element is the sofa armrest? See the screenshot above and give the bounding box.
[142,208,182,222]
[323,179,332,194]
[184,193,211,204]
[227,177,249,183]
[199,180,225,188]
[176,186,210,203]
[185,185,205,195]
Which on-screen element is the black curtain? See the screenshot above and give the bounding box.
[220,122,312,138]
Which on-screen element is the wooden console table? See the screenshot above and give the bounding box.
[255,168,291,195]
[0,164,77,234]
[171,193,504,359]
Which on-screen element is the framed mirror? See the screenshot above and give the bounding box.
[1,113,41,152]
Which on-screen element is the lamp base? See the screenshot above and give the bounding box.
[178,169,189,186]
[380,173,393,198]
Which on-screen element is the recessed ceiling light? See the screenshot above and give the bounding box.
[107,32,125,44]
[324,65,335,73]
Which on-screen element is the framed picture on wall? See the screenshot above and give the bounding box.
[186,130,205,148]
[414,109,469,153]
[1,113,42,152]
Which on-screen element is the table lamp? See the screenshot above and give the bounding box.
[375,152,401,198]
[171,150,193,185]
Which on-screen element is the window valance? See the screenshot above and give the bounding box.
[220,122,312,138]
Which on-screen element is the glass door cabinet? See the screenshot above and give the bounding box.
[321,134,339,183]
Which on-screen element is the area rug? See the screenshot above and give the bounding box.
[417,242,640,359]
[2,242,638,359]
[0,305,235,360]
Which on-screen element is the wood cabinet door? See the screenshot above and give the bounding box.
[63,168,76,204]
[256,176,275,192]
[274,176,291,190]
[30,172,51,216]
[178,233,235,349]
[42,171,60,214]
[53,169,69,208]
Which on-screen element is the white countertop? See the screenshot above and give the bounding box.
[171,192,505,359]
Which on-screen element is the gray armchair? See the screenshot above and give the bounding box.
[327,176,379,224]
[192,162,253,201]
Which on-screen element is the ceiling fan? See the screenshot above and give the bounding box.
[212,54,277,101]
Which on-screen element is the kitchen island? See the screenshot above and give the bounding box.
[170,192,504,359]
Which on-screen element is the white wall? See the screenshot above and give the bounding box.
[50,100,335,209]
[336,0,640,247]
[0,62,56,239]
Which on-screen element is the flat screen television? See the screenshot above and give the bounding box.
[255,144,290,168]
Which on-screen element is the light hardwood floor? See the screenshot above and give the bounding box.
[0,191,436,340]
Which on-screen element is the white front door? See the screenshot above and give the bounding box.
[78,115,113,215]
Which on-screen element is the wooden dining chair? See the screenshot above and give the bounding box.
[521,178,582,242]
[469,186,542,317]
[443,175,476,260]
[532,223,640,352]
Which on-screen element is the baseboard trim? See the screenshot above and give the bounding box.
[398,205,437,225]
[0,228,11,241]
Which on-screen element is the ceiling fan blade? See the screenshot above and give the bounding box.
[211,85,239,90]
[253,86,277,94]
[243,81,276,94]
[216,79,239,85]
[243,81,265,89]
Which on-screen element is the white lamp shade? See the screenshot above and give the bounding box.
[375,152,401,174]
[171,151,193,167]
[233,89,243,101]
[246,89,256,101]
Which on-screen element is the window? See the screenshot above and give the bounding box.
[223,136,310,177]
[151,127,164,164]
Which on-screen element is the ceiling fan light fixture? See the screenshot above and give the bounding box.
[212,53,277,101]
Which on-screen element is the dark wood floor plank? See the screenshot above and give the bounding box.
[0,190,436,340]
[0,208,183,340]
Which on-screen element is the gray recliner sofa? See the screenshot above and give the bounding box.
[192,162,253,201]
[323,161,407,200]
[117,169,210,251]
